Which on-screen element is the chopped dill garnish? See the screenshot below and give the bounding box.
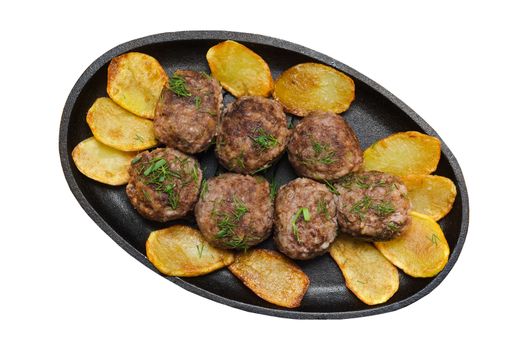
[165,184,180,209]
[373,201,395,216]
[168,74,191,97]
[350,195,372,220]
[251,164,271,175]
[199,178,208,199]
[387,222,400,232]
[291,207,311,242]
[323,180,340,195]
[302,140,336,165]
[142,189,151,202]
[269,176,278,201]
[131,156,142,164]
[234,154,245,169]
[317,199,330,220]
[214,196,249,248]
[194,96,202,109]
[225,236,249,251]
[250,128,278,151]
[196,243,205,258]
[200,71,211,80]
[191,163,200,185]
[206,110,217,116]
[356,280,366,285]
[134,134,144,142]
[429,233,439,246]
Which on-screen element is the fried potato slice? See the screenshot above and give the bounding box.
[401,175,457,221]
[228,249,309,308]
[107,52,168,119]
[363,131,441,176]
[329,235,399,305]
[273,63,355,116]
[206,40,273,97]
[374,211,450,278]
[86,97,158,151]
[146,225,235,277]
[71,137,136,185]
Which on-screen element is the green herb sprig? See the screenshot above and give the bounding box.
[168,74,191,97]
[291,207,311,242]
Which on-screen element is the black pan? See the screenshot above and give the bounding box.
[59,31,469,319]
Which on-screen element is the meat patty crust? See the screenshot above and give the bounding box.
[287,111,362,181]
[195,173,273,250]
[335,171,410,241]
[216,96,291,174]
[126,148,202,222]
[274,178,338,260]
[154,70,223,154]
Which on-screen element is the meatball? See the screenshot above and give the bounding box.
[287,111,362,181]
[195,173,273,250]
[335,171,410,241]
[154,70,223,154]
[126,148,202,222]
[274,178,338,260]
[216,96,291,174]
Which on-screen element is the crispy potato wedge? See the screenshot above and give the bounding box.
[228,249,309,308]
[86,97,158,151]
[206,40,273,97]
[363,131,441,176]
[402,175,457,221]
[330,235,399,305]
[146,225,235,277]
[273,63,355,116]
[107,52,168,119]
[71,137,136,185]
[374,211,450,278]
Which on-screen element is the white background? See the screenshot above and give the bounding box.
[2,1,526,348]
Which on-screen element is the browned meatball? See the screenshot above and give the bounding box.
[195,173,273,250]
[154,70,222,154]
[335,171,410,241]
[287,111,362,181]
[216,96,290,174]
[274,178,337,260]
[126,148,202,222]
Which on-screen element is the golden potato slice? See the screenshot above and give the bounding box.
[107,52,168,119]
[86,97,158,151]
[363,131,441,176]
[146,225,235,277]
[71,137,136,185]
[273,62,355,116]
[374,211,450,278]
[206,40,273,97]
[329,235,399,305]
[228,249,309,308]
[402,175,457,221]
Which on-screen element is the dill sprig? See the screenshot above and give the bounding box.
[199,178,208,199]
[250,128,278,151]
[291,207,311,242]
[387,222,400,232]
[269,176,278,201]
[168,74,191,97]
[373,201,395,216]
[350,195,372,220]
[317,199,330,220]
[323,180,340,195]
[214,197,249,248]
[194,96,202,109]
[196,243,205,258]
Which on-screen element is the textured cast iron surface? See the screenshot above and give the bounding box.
[59,31,469,319]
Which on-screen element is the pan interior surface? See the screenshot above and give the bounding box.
[59,31,468,319]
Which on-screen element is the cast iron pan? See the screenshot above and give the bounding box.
[59,31,469,319]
